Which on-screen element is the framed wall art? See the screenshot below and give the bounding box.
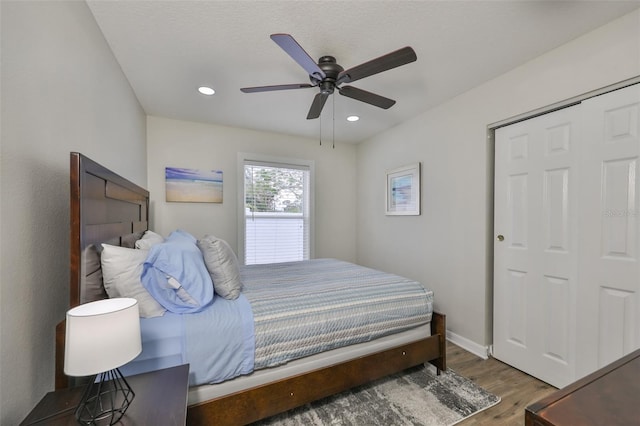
[385,162,420,215]
[165,167,223,203]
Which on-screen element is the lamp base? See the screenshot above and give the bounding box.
[75,368,135,425]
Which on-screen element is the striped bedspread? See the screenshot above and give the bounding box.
[241,258,433,370]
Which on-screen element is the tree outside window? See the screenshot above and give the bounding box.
[245,166,304,213]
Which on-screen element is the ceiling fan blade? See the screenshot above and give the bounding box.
[307,92,330,119]
[337,46,417,85]
[338,86,396,109]
[240,83,314,93]
[271,34,326,81]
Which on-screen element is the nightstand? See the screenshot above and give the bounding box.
[21,364,189,425]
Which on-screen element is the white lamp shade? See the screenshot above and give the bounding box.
[64,298,142,377]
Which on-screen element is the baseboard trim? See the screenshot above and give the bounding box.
[446,330,489,360]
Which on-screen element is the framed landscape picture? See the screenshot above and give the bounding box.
[385,163,420,215]
[165,167,223,203]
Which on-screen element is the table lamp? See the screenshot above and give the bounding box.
[64,298,142,425]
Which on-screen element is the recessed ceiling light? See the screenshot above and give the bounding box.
[198,86,215,95]
[346,115,360,122]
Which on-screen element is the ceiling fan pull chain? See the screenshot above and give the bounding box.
[332,95,335,149]
[319,114,322,146]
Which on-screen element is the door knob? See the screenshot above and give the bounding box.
[496,234,504,242]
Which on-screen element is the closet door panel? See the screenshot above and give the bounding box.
[598,287,636,367]
[494,105,580,387]
[601,158,637,259]
[577,85,640,379]
[542,275,572,365]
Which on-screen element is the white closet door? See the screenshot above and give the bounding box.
[493,105,580,388]
[576,85,640,379]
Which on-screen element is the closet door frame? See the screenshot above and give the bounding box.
[487,75,640,373]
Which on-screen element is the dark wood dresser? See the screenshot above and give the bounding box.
[525,348,640,425]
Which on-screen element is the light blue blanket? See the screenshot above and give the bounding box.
[123,293,254,386]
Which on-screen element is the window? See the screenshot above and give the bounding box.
[238,153,314,265]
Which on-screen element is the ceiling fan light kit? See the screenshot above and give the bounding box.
[240,34,417,120]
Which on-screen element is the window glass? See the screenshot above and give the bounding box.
[243,161,310,265]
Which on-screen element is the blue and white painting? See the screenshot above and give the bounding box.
[390,174,414,209]
[165,167,223,203]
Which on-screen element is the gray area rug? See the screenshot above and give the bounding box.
[253,365,501,426]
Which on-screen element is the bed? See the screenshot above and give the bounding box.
[54,152,446,425]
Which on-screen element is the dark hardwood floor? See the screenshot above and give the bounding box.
[446,341,557,425]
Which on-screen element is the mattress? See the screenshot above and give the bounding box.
[122,259,433,387]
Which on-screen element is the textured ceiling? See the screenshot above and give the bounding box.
[87,1,640,144]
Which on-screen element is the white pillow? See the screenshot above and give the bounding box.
[135,230,165,250]
[197,235,242,300]
[100,244,166,318]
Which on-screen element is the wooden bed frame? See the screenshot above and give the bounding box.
[55,152,447,425]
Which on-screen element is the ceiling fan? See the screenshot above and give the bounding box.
[240,34,417,120]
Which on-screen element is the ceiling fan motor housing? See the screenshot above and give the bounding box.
[314,56,344,94]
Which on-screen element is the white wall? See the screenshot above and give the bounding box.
[356,9,640,352]
[147,116,357,263]
[0,1,146,423]
[1,4,637,423]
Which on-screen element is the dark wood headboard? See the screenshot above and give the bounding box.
[57,153,149,388]
[69,152,149,308]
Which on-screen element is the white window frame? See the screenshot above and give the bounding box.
[237,152,315,265]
